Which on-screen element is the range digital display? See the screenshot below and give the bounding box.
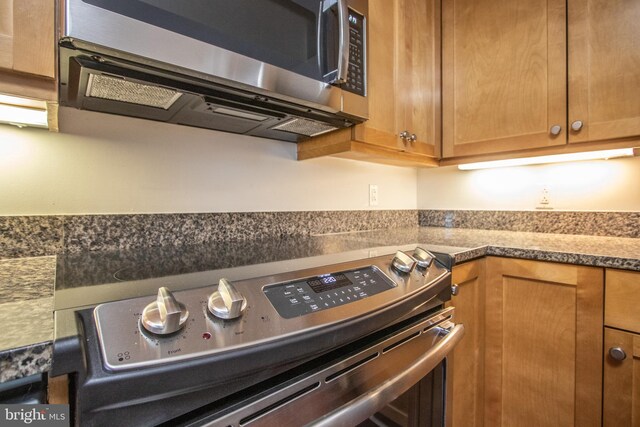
[307,273,352,293]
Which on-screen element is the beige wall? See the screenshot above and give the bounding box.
[417,156,640,211]
[0,108,417,215]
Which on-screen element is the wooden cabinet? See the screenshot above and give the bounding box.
[353,0,440,158]
[603,269,640,427]
[484,257,603,427]
[442,0,567,158]
[298,0,440,167]
[603,328,640,427]
[568,0,640,144]
[442,0,640,161]
[446,259,484,427]
[0,0,56,101]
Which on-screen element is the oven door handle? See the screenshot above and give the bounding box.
[309,323,465,427]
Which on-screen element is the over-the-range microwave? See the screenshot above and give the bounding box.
[59,0,369,142]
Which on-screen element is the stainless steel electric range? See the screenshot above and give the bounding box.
[51,239,463,426]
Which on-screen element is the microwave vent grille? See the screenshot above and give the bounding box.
[270,118,338,137]
[86,74,183,110]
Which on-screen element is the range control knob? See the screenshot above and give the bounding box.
[141,287,189,335]
[208,278,247,320]
[413,247,436,268]
[392,251,416,274]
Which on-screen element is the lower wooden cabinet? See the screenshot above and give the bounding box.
[446,259,485,427]
[603,269,640,427]
[603,328,640,427]
[483,257,603,427]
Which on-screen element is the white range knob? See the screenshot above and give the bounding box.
[208,278,247,320]
[141,287,189,335]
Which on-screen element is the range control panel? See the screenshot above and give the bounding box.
[91,249,449,371]
[264,266,395,318]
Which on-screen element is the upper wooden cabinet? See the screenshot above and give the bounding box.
[442,0,567,158]
[442,0,640,160]
[298,0,440,167]
[353,0,441,158]
[568,0,640,144]
[0,0,56,101]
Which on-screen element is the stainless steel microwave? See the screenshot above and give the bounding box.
[60,0,369,141]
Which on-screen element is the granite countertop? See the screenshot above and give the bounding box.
[1,227,639,383]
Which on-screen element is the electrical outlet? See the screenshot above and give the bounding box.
[369,184,379,206]
[536,186,553,210]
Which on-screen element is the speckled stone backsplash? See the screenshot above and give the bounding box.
[3,210,637,259]
[419,210,640,238]
[1,210,418,258]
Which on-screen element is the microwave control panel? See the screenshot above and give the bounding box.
[344,8,366,96]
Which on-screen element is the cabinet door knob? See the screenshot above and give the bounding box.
[550,125,562,136]
[399,130,409,140]
[451,284,459,296]
[609,347,627,361]
[409,134,417,142]
[571,120,583,131]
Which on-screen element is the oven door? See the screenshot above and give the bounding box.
[164,308,464,427]
[63,0,368,118]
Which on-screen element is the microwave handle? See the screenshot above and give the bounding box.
[309,323,465,427]
[331,0,350,84]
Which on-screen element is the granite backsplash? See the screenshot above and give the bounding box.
[419,210,639,238]
[1,210,638,259]
[0,210,418,258]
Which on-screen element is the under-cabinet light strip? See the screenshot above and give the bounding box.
[458,148,638,170]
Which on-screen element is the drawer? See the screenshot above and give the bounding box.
[605,269,640,333]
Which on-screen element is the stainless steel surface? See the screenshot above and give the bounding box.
[413,246,435,268]
[93,251,449,370]
[391,250,416,273]
[609,346,627,361]
[571,120,584,131]
[140,287,189,335]
[451,283,459,296]
[310,324,463,427]
[332,0,350,85]
[203,307,461,427]
[434,320,455,336]
[207,278,247,320]
[63,0,368,121]
[550,124,562,136]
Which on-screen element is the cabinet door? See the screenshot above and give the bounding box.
[395,0,440,158]
[442,0,567,158]
[485,257,603,427]
[603,328,640,427]
[0,0,55,78]
[568,0,640,144]
[352,0,399,151]
[446,259,484,427]
[354,0,440,156]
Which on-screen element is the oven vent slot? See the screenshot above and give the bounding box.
[239,382,320,426]
[325,352,379,383]
[382,331,421,354]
